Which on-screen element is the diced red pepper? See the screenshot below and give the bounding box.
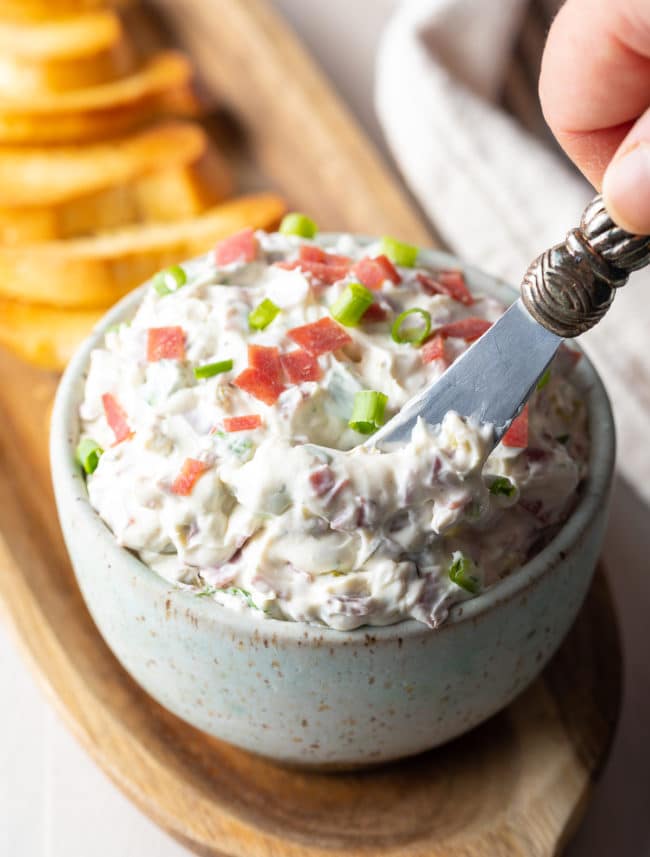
[234,367,284,405]
[223,414,262,432]
[362,302,389,322]
[171,458,209,495]
[147,326,185,361]
[502,404,529,448]
[248,344,282,379]
[214,227,258,266]
[421,334,449,367]
[436,317,492,342]
[287,317,352,355]
[417,271,474,306]
[352,254,401,290]
[281,349,322,383]
[101,393,132,444]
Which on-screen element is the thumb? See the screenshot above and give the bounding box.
[602,108,650,235]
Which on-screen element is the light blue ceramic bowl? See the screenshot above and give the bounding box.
[50,241,615,768]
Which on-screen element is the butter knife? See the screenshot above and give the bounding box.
[369,195,650,449]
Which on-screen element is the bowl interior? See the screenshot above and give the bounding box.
[50,238,616,642]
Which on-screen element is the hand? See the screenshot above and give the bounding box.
[540,0,650,234]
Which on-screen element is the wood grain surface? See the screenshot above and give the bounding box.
[0,1,621,855]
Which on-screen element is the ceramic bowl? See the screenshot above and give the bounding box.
[50,241,615,768]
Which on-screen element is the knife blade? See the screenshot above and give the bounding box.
[368,299,562,448]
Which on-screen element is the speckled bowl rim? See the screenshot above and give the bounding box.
[50,236,616,643]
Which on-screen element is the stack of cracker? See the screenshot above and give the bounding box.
[0,0,285,369]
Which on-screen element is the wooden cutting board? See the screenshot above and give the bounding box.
[0,1,621,855]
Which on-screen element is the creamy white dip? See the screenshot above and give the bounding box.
[79,230,588,630]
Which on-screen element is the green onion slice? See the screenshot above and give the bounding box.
[489,476,516,498]
[330,282,374,327]
[379,236,418,267]
[279,212,318,238]
[448,552,480,594]
[76,437,104,475]
[391,307,432,345]
[536,367,551,390]
[193,359,234,379]
[248,298,280,330]
[152,264,187,296]
[349,390,388,434]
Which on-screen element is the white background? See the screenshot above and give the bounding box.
[2,1,649,854]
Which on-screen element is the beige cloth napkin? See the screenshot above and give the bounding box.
[375,0,650,503]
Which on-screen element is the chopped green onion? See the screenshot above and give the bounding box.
[489,476,516,498]
[193,359,233,379]
[249,298,280,330]
[536,367,551,390]
[556,433,570,444]
[152,264,187,296]
[391,307,431,345]
[379,236,418,267]
[196,586,217,598]
[76,437,103,475]
[105,321,130,335]
[223,586,257,609]
[349,390,388,434]
[228,437,254,458]
[330,282,374,327]
[448,552,480,594]
[279,212,318,238]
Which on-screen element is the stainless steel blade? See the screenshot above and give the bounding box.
[368,300,563,448]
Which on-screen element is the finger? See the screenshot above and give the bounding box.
[602,107,650,233]
[539,0,650,185]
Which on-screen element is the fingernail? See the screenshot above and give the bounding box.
[603,143,650,234]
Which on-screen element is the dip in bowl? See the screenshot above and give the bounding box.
[51,228,615,767]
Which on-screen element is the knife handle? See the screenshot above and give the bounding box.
[521,194,650,337]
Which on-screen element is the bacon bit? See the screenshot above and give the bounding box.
[299,245,351,266]
[559,343,582,367]
[248,344,282,379]
[502,404,529,448]
[417,271,474,306]
[309,465,336,497]
[436,317,492,342]
[362,302,389,323]
[353,254,401,289]
[171,458,209,495]
[287,317,352,355]
[281,349,322,383]
[214,227,258,266]
[274,245,351,285]
[234,367,284,405]
[282,258,350,285]
[234,344,285,405]
[223,415,262,432]
[101,393,132,444]
[421,333,449,367]
[525,447,549,463]
[147,326,185,361]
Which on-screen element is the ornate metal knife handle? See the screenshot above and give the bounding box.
[521,194,650,337]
